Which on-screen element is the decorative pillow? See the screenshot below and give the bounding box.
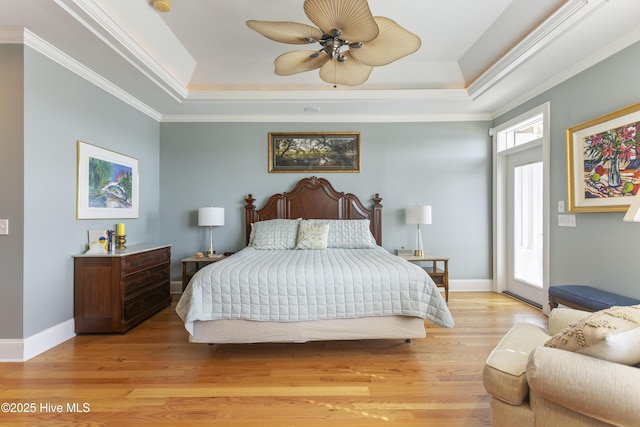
[249,219,300,250]
[307,219,377,248]
[295,220,330,250]
[544,305,640,365]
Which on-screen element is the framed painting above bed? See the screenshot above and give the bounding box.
[268,132,360,172]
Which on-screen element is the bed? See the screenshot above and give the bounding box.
[176,176,454,344]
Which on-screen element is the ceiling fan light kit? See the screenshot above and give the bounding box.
[246,0,421,87]
[152,0,171,13]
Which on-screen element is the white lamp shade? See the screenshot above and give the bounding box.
[623,193,640,222]
[198,207,225,226]
[406,205,432,225]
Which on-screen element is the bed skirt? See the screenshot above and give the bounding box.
[189,315,426,344]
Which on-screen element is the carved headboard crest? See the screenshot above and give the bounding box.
[245,176,383,246]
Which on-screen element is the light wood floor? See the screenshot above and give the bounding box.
[0,292,545,426]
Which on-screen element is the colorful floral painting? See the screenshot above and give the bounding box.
[568,103,640,212]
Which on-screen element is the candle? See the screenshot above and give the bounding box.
[116,223,125,236]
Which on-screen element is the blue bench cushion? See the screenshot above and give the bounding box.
[549,285,640,311]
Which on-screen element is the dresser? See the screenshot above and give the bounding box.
[73,244,171,333]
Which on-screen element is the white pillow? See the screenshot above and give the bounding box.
[545,305,640,365]
[307,219,377,248]
[295,220,329,250]
[249,219,300,249]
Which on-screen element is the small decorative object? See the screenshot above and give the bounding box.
[198,207,225,256]
[268,132,360,172]
[396,247,413,257]
[195,252,204,259]
[86,229,109,253]
[567,103,640,212]
[116,235,126,249]
[406,205,432,257]
[76,141,139,219]
[115,223,126,249]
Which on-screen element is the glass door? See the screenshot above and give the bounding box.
[506,146,544,304]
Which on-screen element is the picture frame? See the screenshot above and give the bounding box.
[567,103,640,212]
[268,132,360,172]
[77,141,139,219]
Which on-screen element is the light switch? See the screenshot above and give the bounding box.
[558,201,565,213]
[0,219,8,235]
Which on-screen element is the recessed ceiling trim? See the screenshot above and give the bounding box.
[490,23,640,119]
[160,112,491,123]
[186,88,471,102]
[469,0,606,100]
[54,0,192,101]
[23,29,162,121]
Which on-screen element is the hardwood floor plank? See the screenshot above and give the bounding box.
[0,292,544,426]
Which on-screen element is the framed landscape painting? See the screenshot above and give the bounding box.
[77,141,139,219]
[567,103,640,212]
[268,132,360,172]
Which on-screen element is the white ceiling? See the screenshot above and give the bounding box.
[2,0,640,122]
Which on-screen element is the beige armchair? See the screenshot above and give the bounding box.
[483,308,640,426]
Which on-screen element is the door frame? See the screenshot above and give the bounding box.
[492,102,551,313]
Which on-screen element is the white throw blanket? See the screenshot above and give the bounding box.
[176,247,454,334]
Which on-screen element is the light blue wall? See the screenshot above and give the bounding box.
[18,47,160,338]
[159,121,493,281]
[493,40,640,298]
[0,45,25,339]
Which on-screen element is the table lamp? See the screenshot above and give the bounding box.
[406,205,432,257]
[198,207,224,256]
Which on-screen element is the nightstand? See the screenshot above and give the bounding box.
[181,255,225,291]
[400,254,449,302]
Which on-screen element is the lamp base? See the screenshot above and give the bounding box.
[206,249,216,256]
[414,249,423,257]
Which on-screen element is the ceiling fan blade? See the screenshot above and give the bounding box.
[350,17,421,66]
[319,51,373,86]
[304,0,378,42]
[246,20,324,44]
[274,50,330,76]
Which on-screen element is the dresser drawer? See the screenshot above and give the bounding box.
[121,247,170,275]
[124,264,170,297]
[124,282,170,321]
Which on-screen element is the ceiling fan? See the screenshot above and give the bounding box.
[246,0,421,87]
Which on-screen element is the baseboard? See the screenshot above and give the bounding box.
[171,280,182,294]
[449,279,493,292]
[0,319,75,362]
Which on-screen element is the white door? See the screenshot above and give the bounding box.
[506,146,544,305]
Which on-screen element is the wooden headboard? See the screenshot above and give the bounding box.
[245,176,383,246]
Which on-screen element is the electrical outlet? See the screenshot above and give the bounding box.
[0,219,8,235]
[558,215,576,227]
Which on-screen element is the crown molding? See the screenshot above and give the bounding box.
[0,27,25,43]
[53,0,192,101]
[23,29,162,121]
[469,0,606,100]
[491,16,640,118]
[160,112,491,123]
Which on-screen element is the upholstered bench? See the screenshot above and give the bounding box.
[549,285,640,312]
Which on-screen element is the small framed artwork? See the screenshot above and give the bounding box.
[77,141,139,219]
[567,103,640,212]
[268,132,360,172]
